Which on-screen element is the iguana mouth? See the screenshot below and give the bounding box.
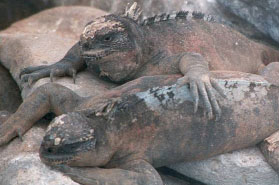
[39,148,74,165]
[81,49,112,61]
[40,139,96,165]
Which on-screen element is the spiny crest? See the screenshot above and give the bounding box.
[124,2,142,21]
[140,11,215,26]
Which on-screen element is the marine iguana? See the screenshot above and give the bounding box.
[19,3,279,119]
[34,71,279,185]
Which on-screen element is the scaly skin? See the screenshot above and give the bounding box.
[35,70,279,185]
[19,4,279,119]
[1,65,279,183]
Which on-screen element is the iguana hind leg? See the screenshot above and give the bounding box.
[0,83,82,146]
[56,160,163,185]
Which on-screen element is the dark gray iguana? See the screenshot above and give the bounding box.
[19,3,279,120]
[34,71,279,185]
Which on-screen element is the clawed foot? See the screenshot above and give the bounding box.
[0,123,23,146]
[0,114,25,146]
[177,72,225,120]
[20,64,77,87]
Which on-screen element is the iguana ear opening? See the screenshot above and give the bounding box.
[123,2,142,21]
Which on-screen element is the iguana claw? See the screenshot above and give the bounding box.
[177,74,225,121]
[16,128,23,142]
[20,64,79,86]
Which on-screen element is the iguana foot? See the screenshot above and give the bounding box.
[20,64,77,86]
[178,52,225,120]
[177,72,225,121]
[0,119,23,146]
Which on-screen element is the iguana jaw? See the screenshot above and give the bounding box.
[40,138,97,165]
[82,47,142,82]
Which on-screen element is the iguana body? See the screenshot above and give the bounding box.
[35,71,279,185]
[20,4,279,119]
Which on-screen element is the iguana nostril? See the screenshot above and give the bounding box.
[47,147,54,153]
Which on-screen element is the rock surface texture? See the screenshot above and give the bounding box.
[0,5,279,185]
[169,147,279,185]
[216,0,279,46]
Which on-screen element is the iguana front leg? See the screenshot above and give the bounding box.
[20,42,86,85]
[178,52,225,120]
[55,159,163,185]
[0,83,82,146]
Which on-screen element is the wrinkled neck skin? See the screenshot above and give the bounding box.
[73,118,114,167]
[72,116,124,167]
[112,18,162,82]
[132,24,182,78]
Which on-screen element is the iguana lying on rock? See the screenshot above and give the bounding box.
[33,71,279,185]
[19,3,279,120]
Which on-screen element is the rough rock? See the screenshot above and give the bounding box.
[0,64,22,112]
[216,0,279,46]
[0,0,52,30]
[0,153,79,185]
[169,147,279,185]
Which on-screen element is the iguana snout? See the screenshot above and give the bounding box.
[40,113,96,165]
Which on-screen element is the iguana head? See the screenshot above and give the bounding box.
[80,3,144,82]
[40,113,114,167]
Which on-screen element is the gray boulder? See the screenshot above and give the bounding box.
[169,147,279,185]
[216,0,279,46]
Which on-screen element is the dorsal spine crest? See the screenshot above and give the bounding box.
[140,11,215,26]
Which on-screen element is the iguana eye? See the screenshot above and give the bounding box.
[104,36,112,41]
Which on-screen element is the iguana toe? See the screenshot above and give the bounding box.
[211,78,226,98]
[197,81,214,119]
[205,82,222,121]
[19,65,48,78]
[189,81,199,113]
[21,69,51,86]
